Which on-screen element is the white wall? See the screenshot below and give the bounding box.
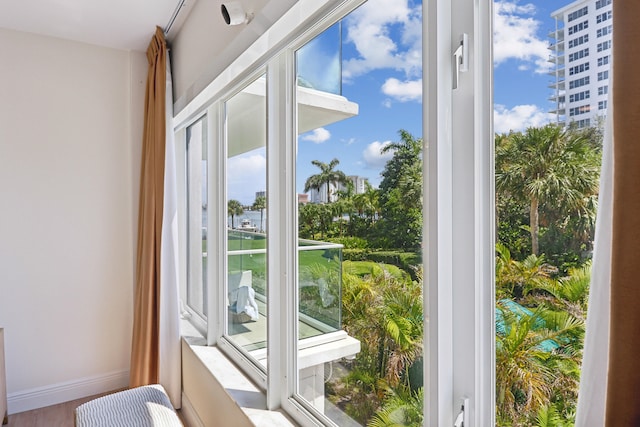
[170,0,297,112]
[0,28,146,413]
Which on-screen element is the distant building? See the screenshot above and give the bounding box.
[309,183,337,204]
[255,190,266,199]
[298,193,309,204]
[342,175,369,194]
[549,0,612,128]
[308,175,369,204]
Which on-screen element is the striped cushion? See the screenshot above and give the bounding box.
[75,385,182,427]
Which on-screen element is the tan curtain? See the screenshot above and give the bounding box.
[130,26,168,387]
[606,1,640,425]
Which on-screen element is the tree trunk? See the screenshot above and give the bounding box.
[530,198,539,255]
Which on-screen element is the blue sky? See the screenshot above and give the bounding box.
[229,0,563,205]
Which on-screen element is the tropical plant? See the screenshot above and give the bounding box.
[495,124,601,255]
[333,266,424,424]
[304,158,348,203]
[495,302,584,426]
[353,182,380,223]
[298,202,320,238]
[252,195,266,232]
[227,199,244,228]
[368,387,424,427]
[535,404,565,427]
[378,130,423,250]
[530,262,591,319]
[496,243,557,300]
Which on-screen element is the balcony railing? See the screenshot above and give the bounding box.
[227,230,343,349]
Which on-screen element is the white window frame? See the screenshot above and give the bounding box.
[180,115,209,336]
[174,0,495,425]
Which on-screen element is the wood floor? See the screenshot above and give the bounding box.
[4,392,109,427]
[4,391,186,427]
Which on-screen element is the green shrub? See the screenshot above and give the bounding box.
[327,236,370,249]
[343,249,422,280]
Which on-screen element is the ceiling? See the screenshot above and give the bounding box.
[0,0,185,51]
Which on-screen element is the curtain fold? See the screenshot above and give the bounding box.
[574,68,613,427]
[158,52,182,408]
[605,1,640,424]
[130,26,181,408]
[577,3,640,425]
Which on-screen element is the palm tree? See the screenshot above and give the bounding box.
[337,267,424,424]
[495,243,557,299]
[495,303,584,425]
[304,158,348,203]
[532,262,591,319]
[252,195,266,232]
[535,404,566,427]
[363,182,380,223]
[495,124,600,255]
[368,388,423,427]
[381,290,423,388]
[227,199,243,228]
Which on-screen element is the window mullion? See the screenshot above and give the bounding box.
[207,104,224,346]
[425,0,454,425]
[266,51,298,411]
[472,0,495,424]
[433,0,495,425]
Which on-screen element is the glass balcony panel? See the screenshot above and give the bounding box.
[225,231,343,352]
[225,75,267,363]
[296,22,342,95]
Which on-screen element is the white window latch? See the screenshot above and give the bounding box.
[454,397,469,427]
[453,33,469,90]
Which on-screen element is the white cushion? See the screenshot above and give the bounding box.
[75,384,182,427]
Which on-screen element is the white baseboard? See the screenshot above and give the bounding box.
[7,370,129,415]
[179,392,204,427]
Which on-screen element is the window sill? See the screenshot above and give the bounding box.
[180,319,359,427]
[181,319,295,426]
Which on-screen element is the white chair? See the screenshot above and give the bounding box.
[228,270,259,322]
[75,384,182,427]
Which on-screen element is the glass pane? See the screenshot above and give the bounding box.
[297,22,342,95]
[225,75,268,359]
[494,0,606,424]
[295,1,424,425]
[186,117,207,318]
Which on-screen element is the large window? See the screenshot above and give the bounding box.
[176,0,493,425]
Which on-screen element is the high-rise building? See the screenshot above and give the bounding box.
[309,183,336,204]
[346,175,369,195]
[308,175,369,204]
[549,0,612,128]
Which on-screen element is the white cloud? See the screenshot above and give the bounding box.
[493,1,551,74]
[227,153,266,204]
[301,127,331,144]
[342,0,422,81]
[363,140,394,168]
[381,78,422,102]
[494,104,553,134]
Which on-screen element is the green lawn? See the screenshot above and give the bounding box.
[343,260,408,279]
